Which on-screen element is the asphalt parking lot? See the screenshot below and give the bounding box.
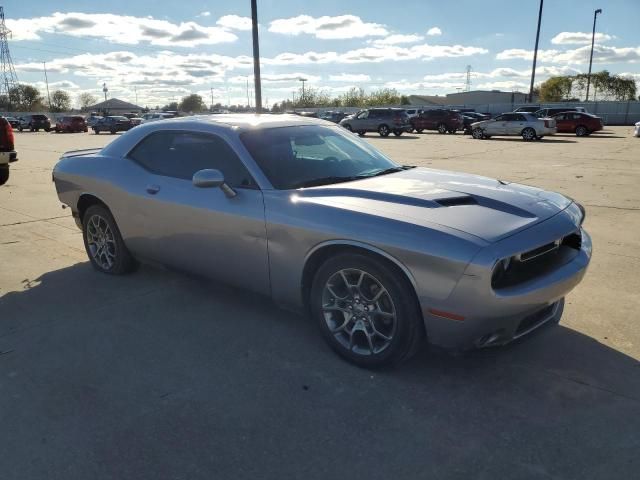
[1,126,639,479]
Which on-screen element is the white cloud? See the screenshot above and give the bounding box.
[216,15,252,31]
[475,80,529,91]
[197,11,211,18]
[329,73,371,82]
[268,15,388,39]
[426,27,442,36]
[497,45,640,64]
[6,12,237,47]
[551,32,613,45]
[227,73,322,84]
[369,34,423,46]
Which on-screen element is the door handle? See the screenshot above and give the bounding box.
[146,184,161,195]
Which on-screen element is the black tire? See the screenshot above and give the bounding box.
[575,125,589,137]
[110,129,116,135]
[437,123,447,134]
[82,205,136,275]
[18,126,23,132]
[310,253,425,368]
[447,129,457,134]
[357,131,366,137]
[378,124,390,137]
[94,128,99,134]
[393,130,402,136]
[472,127,485,139]
[521,127,536,141]
[416,128,424,133]
[0,166,9,186]
[45,127,51,132]
[343,124,352,132]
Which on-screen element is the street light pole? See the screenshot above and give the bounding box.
[528,0,543,103]
[250,0,262,113]
[585,8,602,102]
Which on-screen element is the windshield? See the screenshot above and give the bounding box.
[240,125,399,189]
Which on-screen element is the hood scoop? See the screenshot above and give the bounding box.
[434,196,477,207]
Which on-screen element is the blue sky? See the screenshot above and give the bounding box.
[6,0,639,108]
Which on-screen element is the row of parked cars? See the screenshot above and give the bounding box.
[4,111,178,135]
[326,106,603,141]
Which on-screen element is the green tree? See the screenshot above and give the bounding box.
[77,92,97,110]
[367,88,401,106]
[162,101,178,111]
[539,76,574,102]
[338,87,367,107]
[573,71,637,101]
[8,84,43,111]
[50,90,71,112]
[179,94,205,112]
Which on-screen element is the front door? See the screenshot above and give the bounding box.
[123,130,270,295]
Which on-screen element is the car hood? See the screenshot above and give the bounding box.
[295,167,572,243]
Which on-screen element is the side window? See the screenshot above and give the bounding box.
[129,131,255,188]
[356,111,369,119]
[369,110,381,119]
[515,114,527,121]
[494,115,505,121]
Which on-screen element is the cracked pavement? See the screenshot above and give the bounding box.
[0,127,639,480]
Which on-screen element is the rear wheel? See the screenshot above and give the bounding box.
[437,123,447,134]
[575,125,589,137]
[521,127,536,141]
[378,124,390,137]
[82,205,135,275]
[310,253,424,368]
[0,166,9,186]
[393,130,403,136]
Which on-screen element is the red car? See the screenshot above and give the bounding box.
[410,109,464,134]
[552,112,603,136]
[55,115,88,133]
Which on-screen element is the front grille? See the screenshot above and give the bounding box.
[492,231,582,289]
[516,304,556,336]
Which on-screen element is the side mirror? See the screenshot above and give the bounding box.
[192,169,236,198]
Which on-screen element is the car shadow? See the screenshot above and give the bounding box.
[1,263,638,478]
[365,135,421,140]
[555,132,626,139]
[481,137,578,144]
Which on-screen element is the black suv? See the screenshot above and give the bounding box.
[339,108,411,137]
[18,114,52,132]
[92,116,132,134]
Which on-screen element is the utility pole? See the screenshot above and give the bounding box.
[102,82,108,102]
[43,62,51,110]
[299,77,307,105]
[585,8,602,102]
[0,6,19,110]
[465,65,472,92]
[250,0,262,113]
[210,87,214,111]
[528,0,544,103]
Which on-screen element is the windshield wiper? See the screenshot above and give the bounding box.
[361,165,415,178]
[291,176,362,189]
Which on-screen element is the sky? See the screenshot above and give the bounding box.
[4,0,640,108]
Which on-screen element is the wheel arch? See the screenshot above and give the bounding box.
[77,193,112,223]
[300,240,421,314]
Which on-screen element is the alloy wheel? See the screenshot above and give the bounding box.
[321,268,397,356]
[86,214,117,270]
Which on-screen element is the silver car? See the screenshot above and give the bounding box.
[53,114,591,367]
[471,112,557,141]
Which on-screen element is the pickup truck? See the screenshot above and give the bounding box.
[0,117,18,185]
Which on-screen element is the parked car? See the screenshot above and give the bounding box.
[534,107,586,118]
[17,114,51,132]
[513,106,541,113]
[141,112,174,124]
[462,112,492,134]
[471,112,556,141]
[634,121,640,137]
[55,115,88,133]
[122,113,143,127]
[5,116,20,129]
[552,112,603,136]
[86,116,103,128]
[52,114,591,367]
[339,108,412,137]
[92,116,132,134]
[403,108,421,119]
[0,117,17,185]
[318,111,348,123]
[410,109,464,134]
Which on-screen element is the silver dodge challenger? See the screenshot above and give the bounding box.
[53,114,592,367]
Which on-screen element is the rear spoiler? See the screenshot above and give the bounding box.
[60,148,102,159]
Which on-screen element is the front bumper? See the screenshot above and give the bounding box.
[420,210,592,351]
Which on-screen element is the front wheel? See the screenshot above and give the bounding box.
[521,127,536,141]
[82,205,136,275]
[472,127,485,139]
[575,125,589,137]
[0,166,9,186]
[310,253,424,368]
[378,124,390,137]
[437,123,447,134]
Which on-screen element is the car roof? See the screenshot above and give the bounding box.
[143,113,331,131]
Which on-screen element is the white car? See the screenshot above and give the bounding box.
[141,113,173,124]
[634,121,640,137]
[471,112,557,141]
